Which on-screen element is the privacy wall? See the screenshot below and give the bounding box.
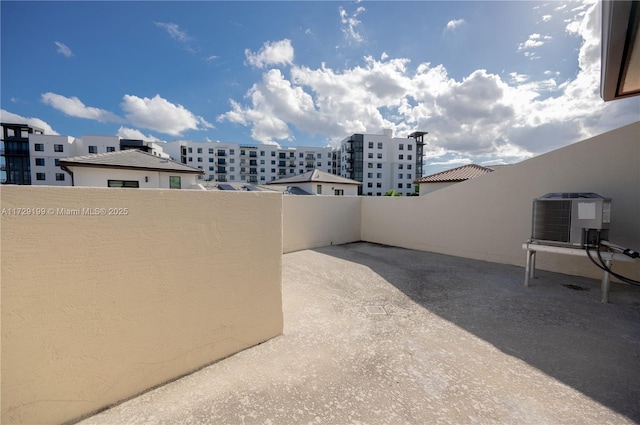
[361,122,640,281]
[1,187,283,425]
[283,195,361,253]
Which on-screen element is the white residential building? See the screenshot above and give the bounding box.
[338,129,427,196]
[26,133,169,186]
[163,141,333,184]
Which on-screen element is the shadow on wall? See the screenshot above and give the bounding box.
[314,242,640,423]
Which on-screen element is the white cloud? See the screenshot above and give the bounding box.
[0,110,59,135]
[245,39,294,69]
[121,94,213,136]
[518,33,552,51]
[116,126,161,142]
[41,92,121,123]
[339,6,366,43]
[54,41,73,58]
[445,19,466,31]
[219,0,638,162]
[542,15,552,22]
[155,22,191,43]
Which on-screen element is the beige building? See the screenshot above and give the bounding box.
[59,149,204,189]
[415,164,495,195]
[266,169,362,196]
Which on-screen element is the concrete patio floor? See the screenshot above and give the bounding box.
[78,242,640,425]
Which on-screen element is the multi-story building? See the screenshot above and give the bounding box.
[163,141,333,184]
[1,123,169,186]
[1,123,45,185]
[338,130,427,196]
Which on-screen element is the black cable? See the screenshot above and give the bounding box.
[582,229,640,287]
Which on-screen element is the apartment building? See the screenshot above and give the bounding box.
[162,141,333,184]
[1,124,170,186]
[1,123,45,185]
[338,130,427,196]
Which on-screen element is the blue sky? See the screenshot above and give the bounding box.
[2,1,638,174]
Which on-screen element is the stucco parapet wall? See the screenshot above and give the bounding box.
[1,185,284,425]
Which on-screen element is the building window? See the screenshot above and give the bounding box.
[399,164,403,170]
[209,158,214,162]
[399,154,404,160]
[377,173,382,178]
[260,151,265,156]
[399,144,404,150]
[368,142,374,148]
[408,145,413,151]
[318,153,322,159]
[54,144,64,152]
[407,183,412,189]
[377,163,382,169]
[271,151,276,157]
[368,153,373,158]
[408,164,412,170]
[334,189,344,196]
[378,142,383,149]
[188,157,192,162]
[230,149,235,155]
[377,153,382,159]
[36,173,46,181]
[188,147,193,153]
[209,166,214,171]
[56,173,65,181]
[368,163,373,168]
[368,192,373,196]
[55,159,60,166]
[317,184,322,194]
[367,173,373,178]
[197,147,203,154]
[407,174,412,179]
[35,158,45,166]
[376,182,382,188]
[89,146,98,154]
[209,148,214,154]
[368,182,373,188]
[197,157,203,162]
[106,146,115,152]
[108,180,139,188]
[35,143,44,151]
[408,155,412,160]
[169,176,181,189]
[399,173,403,179]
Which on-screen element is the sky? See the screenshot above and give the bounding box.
[1,0,638,175]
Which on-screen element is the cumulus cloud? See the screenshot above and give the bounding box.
[245,39,294,69]
[219,0,638,162]
[54,41,73,58]
[121,94,213,136]
[445,19,466,31]
[518,33,552,51]
[41,92,122,122]
[116,126,162,142]
[0,110,59,135]
[339,6,366,43]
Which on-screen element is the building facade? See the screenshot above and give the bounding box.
[338,130,427,196]
[1,123,45,185]
[162,141,334,184]
[1,124,169,186]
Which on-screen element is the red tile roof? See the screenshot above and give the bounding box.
[414,164,494,183]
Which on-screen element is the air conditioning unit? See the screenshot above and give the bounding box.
[531,193,611,247]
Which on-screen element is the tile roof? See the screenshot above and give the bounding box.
[58,149,204,174]
[414,164,494,183]
[265,169,362,186]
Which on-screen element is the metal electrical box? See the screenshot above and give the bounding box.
[531,193,611,247]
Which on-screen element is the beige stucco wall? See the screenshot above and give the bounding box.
[1,186,283,425]
[68,166,199,189]
[418,181,456,195]
[283,195,361,253]
[362,122,640,281]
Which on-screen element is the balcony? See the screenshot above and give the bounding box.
[78,242,640,424]
[305,162,315,168]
